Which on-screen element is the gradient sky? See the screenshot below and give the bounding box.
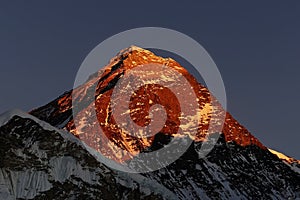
[0,1,299,159]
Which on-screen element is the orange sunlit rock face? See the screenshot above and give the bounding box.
[128,84,181,133]
[47,46,265,163]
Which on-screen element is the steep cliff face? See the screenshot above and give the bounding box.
[30,46,264,162]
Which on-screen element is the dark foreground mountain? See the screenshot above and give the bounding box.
[0,110,174,199]
[0,47,300,199]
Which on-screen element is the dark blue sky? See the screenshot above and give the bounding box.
[0,1,299,159]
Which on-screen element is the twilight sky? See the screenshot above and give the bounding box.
[0,1,299,159]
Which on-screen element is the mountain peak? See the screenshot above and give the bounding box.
[118,45,146,54]
[3,46,299,199]
[30,46,266,164]
[114,45,152,60]
[110,45,175,69]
